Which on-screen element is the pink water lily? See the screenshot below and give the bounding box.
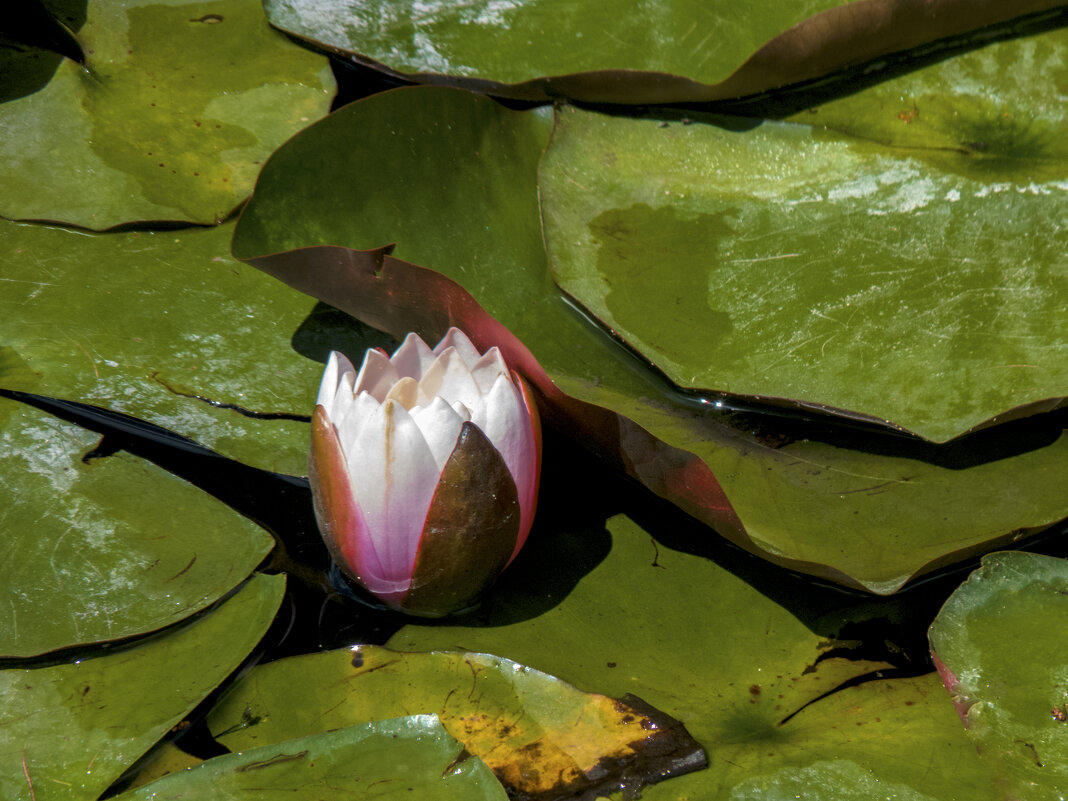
[309,328,541,616]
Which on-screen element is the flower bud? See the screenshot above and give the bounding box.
[309,328,541,616]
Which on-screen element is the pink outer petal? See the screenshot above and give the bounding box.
[510,371,542,560]
[309,406,406,605]
[348,399,441,591]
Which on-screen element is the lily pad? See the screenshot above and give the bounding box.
[116,715,507,801]
[388,514,999,799]
[0,397,274,657]
[207,646,706,799]
[928,551,1068,799]
[0,0,334,229]
[0,572,285,801]
[0,219,323,476]
[540,101,1068,442]
[263,0,1064,104]
[233,83,1068,593]
[789,24,1068,174]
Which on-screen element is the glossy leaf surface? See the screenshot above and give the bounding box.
[208,646,705,799]
[541,100,1068,442]
[0,0,334,228]
[0,573,285,801]
[263,0,1064,104]
[116,715,507,801]
[0,219,325,476]
[929,552,1068,800]
[0,398,273,657]
[234,83,1068,593]
[389,514,998,799]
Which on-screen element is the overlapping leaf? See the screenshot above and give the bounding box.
[116,716,507,801]
[0,0,334,228]
[541,100,1068,442]
[0,398,274,657]
[234,80,1068,592]
[388,514,998,799]
[264,0,1065,104]
[0,573,284,801]
[207,646,705,799]
[929,552,1068,800]
[0,219,332,477]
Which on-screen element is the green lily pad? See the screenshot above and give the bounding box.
[388,514,999,799]
[233,83,1068,593]
[207,646,705,799]
[0,0,334,229]
[789,24,1068,177]
[540,101,1068,442]
[0,219,324,476]
[928,551,1068,799]
[0,398,275,657]
[0,572,285,801]
[263,0,1064,104]
[116,715,507,801]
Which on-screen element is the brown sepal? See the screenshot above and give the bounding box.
[404,421,520,616]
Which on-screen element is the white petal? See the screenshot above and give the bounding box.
[336,391,379,450]
[330,369,356,429]
[316,351,355,419]
[433,327,482,368]
[409,397,466,472]
[451,400,472,422]
[389,332,436,379]
[469,347,509,393]
[353,348,399,401]
[479,374,538,516]
[384,375,420,410]
[346,399,441,588]
[419,348,484,413]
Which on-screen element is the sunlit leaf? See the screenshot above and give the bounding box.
[929,551,1068,800]
[0,218,331,476]
[0,0,334,228]
[0,573,284,801]
[207,646,706,799]
[234,83,1068,593]
[115,715,507,801]
[0,398,274,657]
[540,99,1068,442]
[263,0,1064,104]
[389,515,999,799]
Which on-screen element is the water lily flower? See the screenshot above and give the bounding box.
[309,328,541,616]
